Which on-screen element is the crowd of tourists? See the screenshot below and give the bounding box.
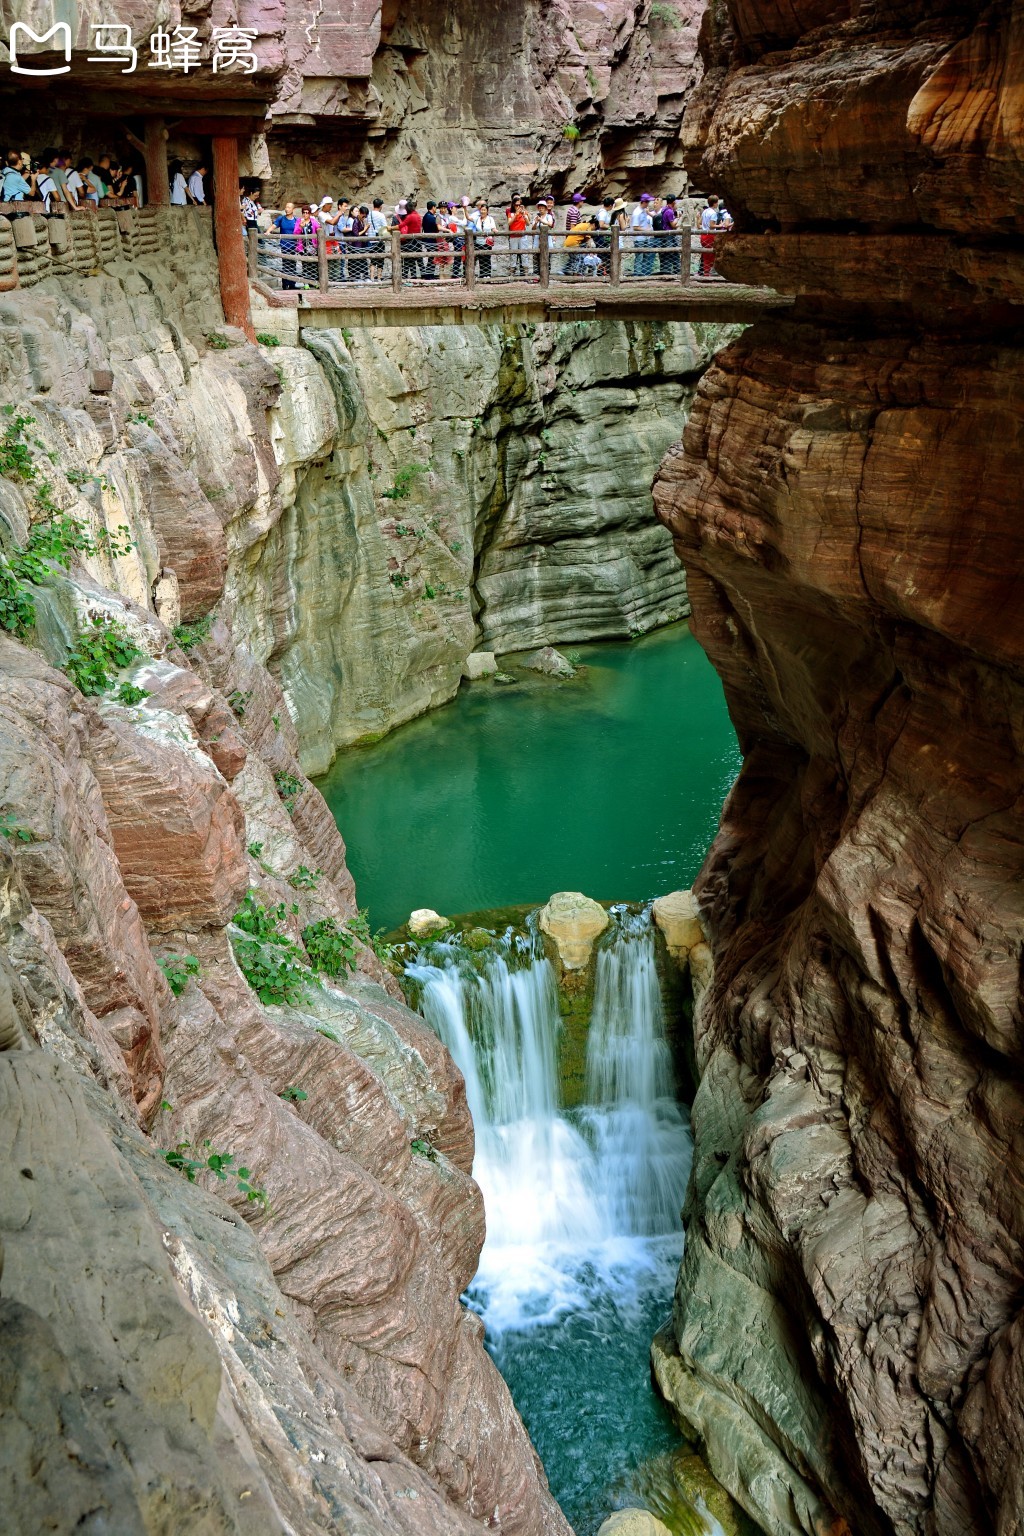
[251,188,734,287]
[0,147,733,282]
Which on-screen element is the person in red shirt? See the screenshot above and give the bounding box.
[399,200,423,281]
[507,193,529,277]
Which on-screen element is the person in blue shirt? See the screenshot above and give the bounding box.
[1,151,34,204]
[273,200,301,290]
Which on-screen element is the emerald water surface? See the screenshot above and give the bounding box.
[315,624,740,931]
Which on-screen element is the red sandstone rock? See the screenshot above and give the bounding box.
[654,5,1024,1535]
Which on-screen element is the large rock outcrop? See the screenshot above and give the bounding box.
[268,0,704,199]
[653,5,1024,1536]
[0,221,570,1535]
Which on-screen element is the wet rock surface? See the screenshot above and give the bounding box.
[653,4,1024,1535]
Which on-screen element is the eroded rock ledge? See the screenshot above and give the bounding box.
[0,221,571,1534]
[653,4,1024,1535]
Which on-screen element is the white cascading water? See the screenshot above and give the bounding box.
[406,908,693,1330]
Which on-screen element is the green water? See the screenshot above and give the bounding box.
[315,624,741,932]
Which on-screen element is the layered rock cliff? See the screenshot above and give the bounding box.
[0,211,573,1535]
[653,5,1024,1536]
[246,311,728,771]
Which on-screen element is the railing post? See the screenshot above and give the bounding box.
[609,225,620,287]
[390,227,402,292]
[539,227,549,289]
[247,226,258,280]
[681,225,691,284]
[317,222,328,292]
[465,230,476,290]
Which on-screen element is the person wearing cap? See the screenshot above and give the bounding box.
[631,192,655,278]
[657,194,680,275]
[529,198,555,279]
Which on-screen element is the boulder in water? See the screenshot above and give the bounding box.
[652,890,704,966]
[538,891,609,970]
[408,908,451,938]
[522,646,576,678]
[597,1512,673,1536]
[463,651,497,681]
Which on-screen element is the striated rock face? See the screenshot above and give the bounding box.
[244,316,729,772]
[653,5,1024,1536]
[269,0,704,199]
[0,228,571,1535]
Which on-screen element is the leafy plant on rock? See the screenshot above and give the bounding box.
[172,613,214,653]
[116,680,149,706]
[158,953,201,996]
[411,1137,438,1163]
[64,613,143,696]
[279,1085,308,1103]
[288,864,320,890]
[381,464,428,502]
[301,917,358,978]
[0,811,33,843]
[255,332,280,347]
[273,771,304,813]
[162,1139,268,1209]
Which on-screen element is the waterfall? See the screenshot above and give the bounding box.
[406,909,692,1330]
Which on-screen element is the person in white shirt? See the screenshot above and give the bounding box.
[187,165,207,204]
[630,193,655,277]
[699,195,722,277]
[529,199,554,279]
[169,159,188,206]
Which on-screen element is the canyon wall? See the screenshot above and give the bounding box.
[244,309,728,772]
[0,212,573,1535]
[268,0,704,204]
[653,5,1024,1536]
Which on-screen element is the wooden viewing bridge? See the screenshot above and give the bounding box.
[250,226,792,330]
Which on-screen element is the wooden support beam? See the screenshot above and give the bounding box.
[144,119,168,207]
[211,135,255,341]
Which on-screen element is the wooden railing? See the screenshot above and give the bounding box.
[249,225,734,295]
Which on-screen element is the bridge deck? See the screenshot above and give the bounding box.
[258,280,791,330]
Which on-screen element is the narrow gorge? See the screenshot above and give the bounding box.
[1,3,1022,1536]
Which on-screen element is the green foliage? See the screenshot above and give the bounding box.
[586,63,598,94]
[128,410,155,427]
[563,122,581,142]
[64,613,143,696]
[471,416,483,432]
[0,561,35,637]
[0,406,44,481]
[0,811,32,843]
[116,680,149,706]
[206,332,231,350]
[233,891,293,941]
[273,771,304,813]
[448,540,463,554]
[228,688,252,718]
[232,934,312,1007]
[381,463,429,502]
[301,917,359,978]
[231,892,314,1007]
[255,331,280,347]
[649,1,681,25]
[158,953,201,996]
[316,1026,340,1043]
[566,649,583,667]
[279,1085,308,1103]
[390,571,410,589]
[411,1137,438,1163]
[392,523,420,538]
[172,613,214,652]
[247,840,264,859]
[162,1139,268,1209]
[288,864,320,890]
[271,712,281,731]
[341,327,354,344]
